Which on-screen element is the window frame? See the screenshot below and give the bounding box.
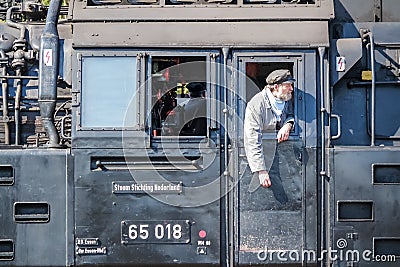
[75,51,142,131]
[235,53,303,141]
[144,50,220,143]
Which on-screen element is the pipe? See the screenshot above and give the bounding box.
[1,62,10,144]
[0,75,38,79]
[38,0,63,147]
[348,80,400,88]
[1,33,15,146]
[222,47,229,178]
[14,68,22,145]
[368,32,376,147]
[6,7,27,145]
[318,46,326,267]
[0,33,15,52]
[6,6,26,40]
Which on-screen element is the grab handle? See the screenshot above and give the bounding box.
[331,114,342,140]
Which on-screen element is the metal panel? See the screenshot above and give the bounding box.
[355,22,400,45]
[74,148,221,266]
[72,21,329,48]
[238,142,308,264]
[0,150,73,266]
[331,38,363,86]
[382,0,400,22]
[374,85,400,138]
[71,0,334,21]
[335,0,376,22]
[331,147,400,267]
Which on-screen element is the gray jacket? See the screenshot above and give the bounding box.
[244,89,294,173]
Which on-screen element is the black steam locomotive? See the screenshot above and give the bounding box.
[0,0,399,266]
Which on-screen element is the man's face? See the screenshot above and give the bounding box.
[274,82,293,101]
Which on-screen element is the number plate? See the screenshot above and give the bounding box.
[121,220,190,244]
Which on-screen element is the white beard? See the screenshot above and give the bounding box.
[274,91,292,101]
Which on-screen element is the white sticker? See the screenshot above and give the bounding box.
[43,49,53,67]
[336,56,345,72]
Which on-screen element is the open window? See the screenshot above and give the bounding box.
[148,55,215,139]
[234,53,305,142]
[245,61,294,102]
[243,60,297,136]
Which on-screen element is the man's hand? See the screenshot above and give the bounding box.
[258,170,271,188]
[277,123,292,143]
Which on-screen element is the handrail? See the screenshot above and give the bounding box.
[6,6,26,40]
[221,46,230,267]
[318,46,327,267]
[368,31,376,147]
[348,80,400,88]
[330,114,342,140]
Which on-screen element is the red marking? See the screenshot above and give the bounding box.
[45,50,51,64]
[199,230,207,239]
[338,57,344,70]
[163,69,170,82]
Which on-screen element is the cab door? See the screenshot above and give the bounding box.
[230,51,318,266]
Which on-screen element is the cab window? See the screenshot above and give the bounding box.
[245,61,296,134]
[150,56,207,137]
[81,56,137,128]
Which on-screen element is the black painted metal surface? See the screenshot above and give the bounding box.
[0,150,73,266]
[0,0,400,266]
[73,148,221,266]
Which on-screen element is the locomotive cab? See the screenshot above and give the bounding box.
[1,0,400,266]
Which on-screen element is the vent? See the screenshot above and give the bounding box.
[91,0,121,4]
[0,166,14,186]
[374,238,400,257]
[91,156,203,171]
[168,0,197,3]
[205,0,234,3]
[0,240,14,261]
[372,164,400,184]
[128,0,158,4]
[337,201,373,221]
[89,0,314,5]
[14,202,50,223]
[244,0,277,3]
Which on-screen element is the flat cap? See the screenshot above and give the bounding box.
[186,82,205,92]
[266,69,296,85]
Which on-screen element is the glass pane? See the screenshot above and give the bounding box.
[81,57,137,128]
[150,56,207,137]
